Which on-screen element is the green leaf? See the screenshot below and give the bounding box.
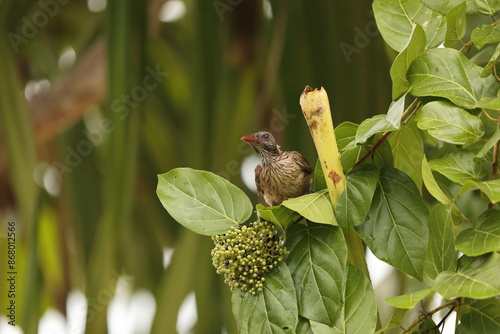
[471,24,500,50]
[415,101,485,145]
[375,309,408,334]
[408,48,500,109]
[456,209,500,256]
[390,25,426,100]
[356,167,430,280]
[232,261,298,334]
[476,96,500,109]
[308,265,377,334]
[336,122,367,171]
[386,95,407,128]
[459,297,500,334]
[422,156,452,204]
[345,115,396,149]
[296,317,313,334]
[282,190,337,226]
[421,0,464,14]
[256,204,302,234]
[474,0,500,15]
[286,223,347,325]
[313,159,327,191]
[475,180,500,203]
[157,168,252,236]
[423,204,457,285]
[481,43,500,77]
[476,127,500,158]
[388,119,424,192]
[385,288,433,309]
[433,252,500,299]
[337,164,379,231]
[342,265,377,334]
[445,2,467,47]
[373,0,446,52]
[457,179,500,203]
[429,149,490,185]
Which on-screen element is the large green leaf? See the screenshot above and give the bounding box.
[422,0,464,14]
[408,48,500,109]
[423,204,457,285]
[474,0,500,15]
[373,0,446,52]
[455,209,500,256]
[390,24,426,100]
[388,119,424,192]
[337,164,379,231]
[232,261,298,334]
[415,101,485,145]
[286,223,347,325]
[307,265,377,334]
[421,156,452,204]
[433,252,500,299]
[385,288,433,309]
[445,2,467,47]
[356,167,429,280]
[428,149,490,185]
[157,168,252,236]
[341,264,377,334]
[459,297,500,334]
[471,24,500,50]
[282,190,337,226]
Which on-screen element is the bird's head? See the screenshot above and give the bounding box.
[241,131,281,160]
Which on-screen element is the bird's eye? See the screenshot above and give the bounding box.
[264,134,270,140]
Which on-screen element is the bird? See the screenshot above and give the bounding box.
[241,131,313,206]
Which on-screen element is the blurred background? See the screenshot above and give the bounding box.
[0,0,392,333]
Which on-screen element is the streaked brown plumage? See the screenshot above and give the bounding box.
[241,131,313,206]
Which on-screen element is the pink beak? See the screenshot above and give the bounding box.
[241,134,260,143]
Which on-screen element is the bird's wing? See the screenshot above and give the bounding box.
[255,163,264,196]
[289,151,313,174]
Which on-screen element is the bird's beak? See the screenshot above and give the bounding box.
[241,134,260,143]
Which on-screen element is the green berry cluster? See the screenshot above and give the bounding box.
[211,220,288,295]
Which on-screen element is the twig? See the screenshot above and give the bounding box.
[354,131,392,167]
[402,298,462,334]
